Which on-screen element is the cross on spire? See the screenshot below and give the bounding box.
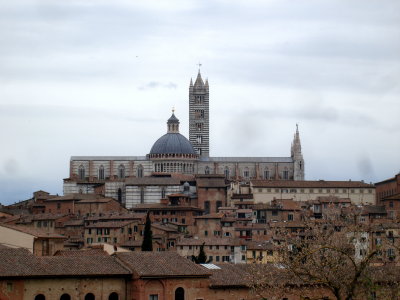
[197,62,202,71]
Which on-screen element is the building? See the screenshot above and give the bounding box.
[375,173,400,204]
[64,71,305,208]
[250,179,376,205]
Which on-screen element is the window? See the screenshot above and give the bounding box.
[161,188,166,199]
[216,255,220,262]
[118,164,125,179]
[264,169,270,179]
[204,201,210,214]
[224,167,230,179]
[6,282,12,292]
[78,165,85,180]
[85,293,95,300]
[117,188,122,203]
[57,203,61,209]
[204,230,208,236]
[108,292,119,300]
[98,165,105,180]
[243,168,249,179]
[389,201,394,208]
[216,200,222,212]
[149,295,158,300]
[196,135,202,144]
[35,295,46,300]
[205,166,210,175]
[283,169,289,180]
[60,294,71,300]
[196,123,203,131]
[175,287,185,300]
[137,165,143,177]
[288,214,293,221]
[140,188,145,204]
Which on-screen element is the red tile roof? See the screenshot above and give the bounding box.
[116,252,210,278]
[0,224,67,239]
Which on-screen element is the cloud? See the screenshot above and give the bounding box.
[138,82,178,90]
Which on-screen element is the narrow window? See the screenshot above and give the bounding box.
[264,169,270,180]
[224,167,230,179]
[140,188,145,204]
[205,166,210,175]
[98,165,105,180]
[137,165,143,178]
[78,165,85,180]
[117,188,122,203]
[118,164,125,179]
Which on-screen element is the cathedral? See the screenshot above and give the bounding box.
[63,71,304,208]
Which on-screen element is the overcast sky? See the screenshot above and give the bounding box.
[0,0,399,205]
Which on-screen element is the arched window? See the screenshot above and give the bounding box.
[299,161,302,169]
[60,294,71,300]
[137,165,143,178]
[224,167,230,179]
[264,169,270,180]
[140,188,145,204]
[78,165,85,180]
[35,295,46,300]
[117,188,122,203]
[85,293,95,300]
[118,165,125,179]
[98,165,105,180]
[175,287,185,300]
[205,166,210,175]
[108,292,119,300]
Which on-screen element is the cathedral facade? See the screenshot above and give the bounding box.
[64,71,304,208]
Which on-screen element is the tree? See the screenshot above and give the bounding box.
[141,211,153,251]
[192,242,212,264]
[248,219,399,300]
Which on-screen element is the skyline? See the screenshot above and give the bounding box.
[1,0,399,204]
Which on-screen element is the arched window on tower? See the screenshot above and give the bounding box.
[299,161,302,170]
[205,166,210,175]
[118,165,125,179]
[137,165,143,178]
[98,165,105,180]
[78,165,85,180]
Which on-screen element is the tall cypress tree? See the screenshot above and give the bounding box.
[192,242,211,264]
[141,211,153,251]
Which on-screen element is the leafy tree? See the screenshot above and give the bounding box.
[192,242,212,264]
[141,211,153,251]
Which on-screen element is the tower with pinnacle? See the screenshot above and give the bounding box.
[189,70,209,158]
[291,124,305,180]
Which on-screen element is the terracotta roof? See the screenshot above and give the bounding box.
[0,249,130,278]
[46,193,107,201]
[86,220,136,229]
[196,177,228,188]
[54,249,108,256]
[381,193,400,200]
[251,180,375,188]
[32,213,67,221]
[361,205,387,215]
[63,219,85,226]
[195,213,224,219]
[0,224,67,239]
[116,252,210,278]
[151,223,179,232]
[208,264,250,288]
[177,237,243,246]
[131,204,202,211]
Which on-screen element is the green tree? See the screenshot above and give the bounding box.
[141,211,153,251]
[192,242,212,264]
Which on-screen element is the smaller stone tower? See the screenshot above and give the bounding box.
[291,124,305,180]
[189,70,209,158]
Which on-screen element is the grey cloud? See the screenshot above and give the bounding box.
[138,82,177,90]
[3,158,19,176]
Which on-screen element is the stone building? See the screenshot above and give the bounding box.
[64,71,305,208]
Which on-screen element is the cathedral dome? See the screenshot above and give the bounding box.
[149,111,197,156]
[150,133,196,155]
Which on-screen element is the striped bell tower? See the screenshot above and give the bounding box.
[189,70,209,158]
